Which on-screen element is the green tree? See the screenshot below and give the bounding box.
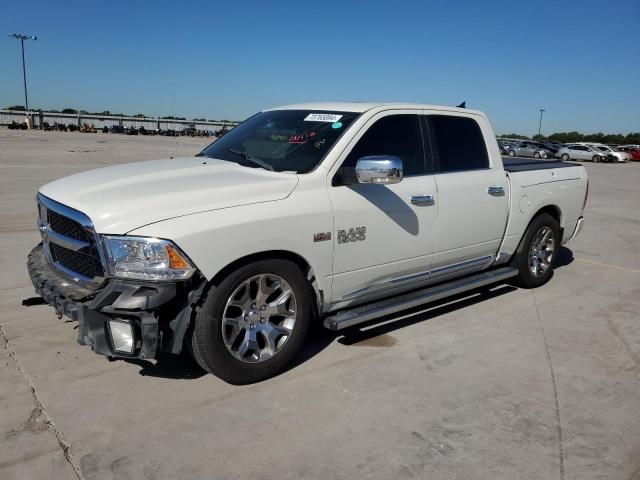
[6,105,26,111]
[61,108,78,114]
[625,132,640,144]
[548,132,583,143]
[499,133,530,139]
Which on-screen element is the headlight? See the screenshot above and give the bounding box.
[102,236,195,281]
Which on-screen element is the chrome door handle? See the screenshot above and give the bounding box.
[410,194,435,206]
[487,186,505,197]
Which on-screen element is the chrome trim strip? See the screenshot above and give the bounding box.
[46,230,91,252]
[324,267,518,330]
[339,255,495,302]
[429,255,493,276]
[390,269,431,285]
[38,193,93,228]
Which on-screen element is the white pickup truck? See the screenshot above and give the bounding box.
[28,103,588,384]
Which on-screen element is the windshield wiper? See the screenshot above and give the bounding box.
[228,149,274,171]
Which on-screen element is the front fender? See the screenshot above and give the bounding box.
[128,190,334,308]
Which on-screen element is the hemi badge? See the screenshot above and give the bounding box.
[313,232,331,242]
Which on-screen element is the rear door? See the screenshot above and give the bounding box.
[425,112,509,272]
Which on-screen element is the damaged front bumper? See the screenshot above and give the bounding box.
[27,244,205,359]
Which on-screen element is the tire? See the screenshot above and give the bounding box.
[509,150,516,157]
[510,213,560,289]
[190,259,312,384]
[534,152,541,159]
[592,155,600,163]
[561,153,570,161]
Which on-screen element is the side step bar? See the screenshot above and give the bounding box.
[323,267,518,331]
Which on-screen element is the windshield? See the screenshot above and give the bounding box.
[198,110,360,173]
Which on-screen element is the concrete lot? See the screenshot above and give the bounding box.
[1,130,639,480]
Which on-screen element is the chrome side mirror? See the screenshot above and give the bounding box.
[355,156,403,184]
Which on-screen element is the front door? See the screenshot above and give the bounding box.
[328,111,438,306]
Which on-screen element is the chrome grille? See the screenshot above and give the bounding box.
[37,194,105,284]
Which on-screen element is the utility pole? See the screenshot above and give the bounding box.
[8,33,38,115]
[538,108,545,137]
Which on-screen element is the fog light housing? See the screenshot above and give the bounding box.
[108,320,134,354]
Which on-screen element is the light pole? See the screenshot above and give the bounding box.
[538,108,545,137]
[8,33,38,114]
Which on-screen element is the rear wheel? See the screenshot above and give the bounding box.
[511,213,560,289]
[561,153,570,161]
[190,259,312,384]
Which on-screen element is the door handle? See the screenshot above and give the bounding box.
[410,194,435,206]
[487,186,505,197]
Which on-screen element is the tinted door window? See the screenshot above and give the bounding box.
[428,115,489,172]
[342,114,426,176]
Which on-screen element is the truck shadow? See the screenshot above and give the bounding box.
[284,282,518,374]
[121,350,208,379]
[556,246,574,269]
[350,183,419,235]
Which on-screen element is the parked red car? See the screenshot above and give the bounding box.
[618,147,640,161]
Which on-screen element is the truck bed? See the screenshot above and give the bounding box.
[502,157,575,172]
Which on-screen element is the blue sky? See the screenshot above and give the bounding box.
[2,0,638,135]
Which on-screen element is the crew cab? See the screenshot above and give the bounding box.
[27,103,588,384]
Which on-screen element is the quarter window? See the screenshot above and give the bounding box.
[342,114,426,176]
[429,115,489,172]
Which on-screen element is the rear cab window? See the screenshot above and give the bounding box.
[426,115,490,173]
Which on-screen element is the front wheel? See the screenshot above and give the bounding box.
[534,152,541,159]
[561,153,570,161]
[190,259,312,384]
[592,155,601,163]
[509,150,517,157]
[511,213,560,289]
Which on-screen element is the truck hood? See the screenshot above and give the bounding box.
[39,157,299,234]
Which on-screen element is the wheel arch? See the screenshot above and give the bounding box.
[518,204,563,250]
[533,204,562,226]
[208,250,324,317]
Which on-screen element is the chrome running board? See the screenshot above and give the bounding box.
[323,267,518,331]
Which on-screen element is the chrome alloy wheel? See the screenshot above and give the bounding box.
[221,274,297,363]
[529,226,555,277]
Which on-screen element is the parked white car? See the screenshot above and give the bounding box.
[557,144,609,162]
[27,102,588,383]
[589,145,628,163]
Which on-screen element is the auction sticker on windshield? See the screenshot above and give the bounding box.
[304,113,343,122]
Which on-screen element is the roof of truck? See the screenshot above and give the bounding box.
[266,102,483,116]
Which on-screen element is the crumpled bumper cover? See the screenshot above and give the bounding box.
[27,243,204,359]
